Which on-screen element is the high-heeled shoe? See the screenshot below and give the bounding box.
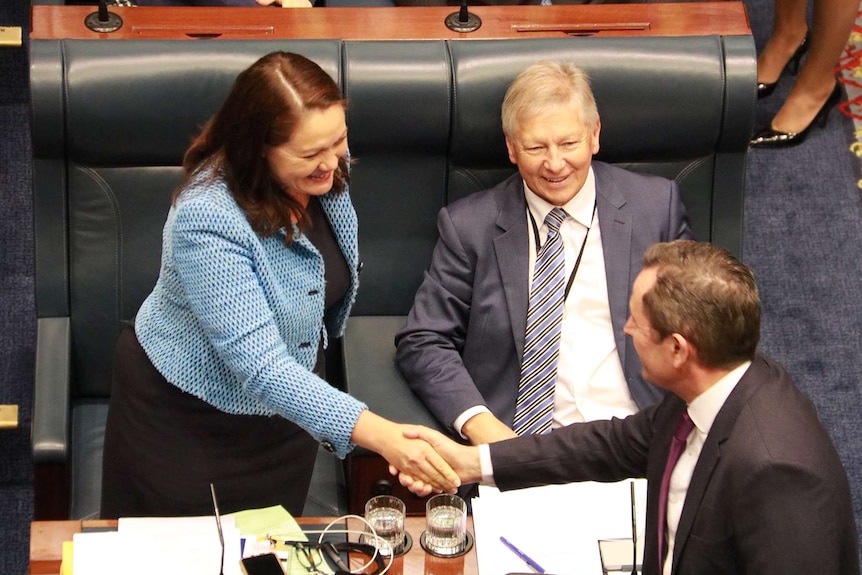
[750,81,843,148]
[757,32,810,99]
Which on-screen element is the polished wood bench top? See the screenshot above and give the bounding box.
[31,2,751,41]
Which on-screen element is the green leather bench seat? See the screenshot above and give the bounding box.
[30,35,754,519]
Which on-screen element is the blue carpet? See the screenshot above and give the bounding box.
[745,110,862,546]
[743,0,862,553]
[0,3,34,575]
[0,99,35,575]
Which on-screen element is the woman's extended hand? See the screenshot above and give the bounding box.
[389,425,482,496]
[351,410,461,494]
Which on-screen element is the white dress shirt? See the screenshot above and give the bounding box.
[454,167,636,438]
[662,360,750,575]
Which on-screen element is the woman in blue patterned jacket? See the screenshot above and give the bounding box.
[100,52,458,518]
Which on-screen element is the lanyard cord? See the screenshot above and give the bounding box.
[528,200,597,301]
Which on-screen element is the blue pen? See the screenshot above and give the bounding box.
[500,536,546,573]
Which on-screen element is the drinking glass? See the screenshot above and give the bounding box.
[598,537,642,575]
[423,494,467,556]
[360,495,406,556]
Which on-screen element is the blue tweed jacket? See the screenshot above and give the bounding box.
[136,169,367,458]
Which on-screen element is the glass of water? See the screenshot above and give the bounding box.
[598,537,642,575]
[360,495,406,556]
[423,494,467,557]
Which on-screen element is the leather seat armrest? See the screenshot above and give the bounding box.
[32,316,71,464]
[342,316,445,455]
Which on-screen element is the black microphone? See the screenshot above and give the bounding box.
[630,481,638,575]
[84,0,123,33]
[210,483,226,575]
[444,0,482,33]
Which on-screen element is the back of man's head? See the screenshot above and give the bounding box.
[641,240,760,369]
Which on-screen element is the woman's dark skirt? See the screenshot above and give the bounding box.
[100,325,318,519]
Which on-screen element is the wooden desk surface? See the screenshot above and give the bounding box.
[31,2,751,41]
[29,516,477,575]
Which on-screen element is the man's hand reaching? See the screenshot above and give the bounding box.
[351,411,461,494]
[389,425,482,496]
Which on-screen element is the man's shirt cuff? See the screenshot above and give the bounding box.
[454,405,491,440]
[478,443,496,486]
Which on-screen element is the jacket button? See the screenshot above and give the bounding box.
[299,342,311,348]
[321,441,335,453]
[309,289,319,295]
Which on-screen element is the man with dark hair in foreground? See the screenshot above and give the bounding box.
[397,240,859,575]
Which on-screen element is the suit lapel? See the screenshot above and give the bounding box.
[493,175,530,359]
[497,164,635,367]
[669,436,721,575]
[669,360,766,574]
[594,162,633,366]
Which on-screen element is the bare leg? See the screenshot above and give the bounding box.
[757,0,808,86]
[770,0,858,134]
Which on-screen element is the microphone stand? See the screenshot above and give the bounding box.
[444,0,481,33]
[630,481,638,575]
[84,0,123,33]
[210,484,226,575]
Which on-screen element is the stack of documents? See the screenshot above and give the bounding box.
[72,515,243,575]
[471,479,646,575]
[69,505,321,575]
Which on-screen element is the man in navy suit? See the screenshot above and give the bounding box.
[396,61,694,447]
[398,240,859,575]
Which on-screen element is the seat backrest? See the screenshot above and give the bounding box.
[446,37,752,241]
[346,36,754,315]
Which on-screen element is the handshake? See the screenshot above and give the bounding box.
[351,408,518,496]
[382,425,483,496]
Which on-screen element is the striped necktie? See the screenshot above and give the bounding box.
[513,207,566,435]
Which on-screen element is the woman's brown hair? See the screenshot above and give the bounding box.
[178,52,348,243]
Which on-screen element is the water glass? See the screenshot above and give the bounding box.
[360,495,406,556]
[598,537,642,575]
[423,494,467,556]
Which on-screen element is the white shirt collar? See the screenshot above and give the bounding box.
[524,166,597,229]
[687,360,752,435]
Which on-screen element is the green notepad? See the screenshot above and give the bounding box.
[227,505,335,575]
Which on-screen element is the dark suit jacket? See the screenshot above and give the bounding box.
[396,162,694,432]
[490,357,860,575]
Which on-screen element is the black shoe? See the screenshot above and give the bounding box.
[757,32,810,99]
[750,81,843,148]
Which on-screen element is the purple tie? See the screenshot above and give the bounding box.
[657,410,695,565]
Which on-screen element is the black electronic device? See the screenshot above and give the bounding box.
[241,553,286,575]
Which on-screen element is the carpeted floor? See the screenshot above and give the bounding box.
[0,0,36,570]
[745,0,862,561]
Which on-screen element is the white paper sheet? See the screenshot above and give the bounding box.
[72,515,243,575]
[472,479,647,575]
